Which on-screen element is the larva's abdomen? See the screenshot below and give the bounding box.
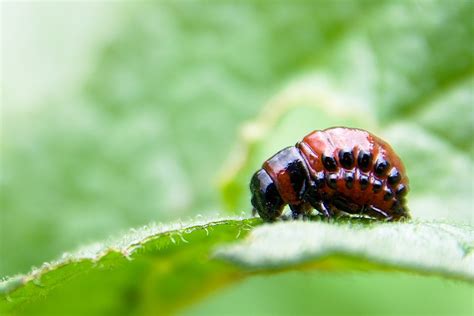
[298,127,408,217]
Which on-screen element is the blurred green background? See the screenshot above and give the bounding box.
[1,1,473,315]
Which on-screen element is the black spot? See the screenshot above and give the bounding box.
[338,149,354,169]
[387,168,401,185]
[395,184,407,197]
[286,160,308,198]
[344,171,354,189]
[359,174,369,190]
[383,188,393,201]
[322,154,338,171]
[374,158,390,176]
[357,150,372,171]
[372,178,383,192]
[326,173,338,190]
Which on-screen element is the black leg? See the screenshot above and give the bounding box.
[308,199,330,218]
[314,201,334,219]
[332,196,360,215]
[366,205,393,221]
[289,204,302,219]
[289,203,312,220]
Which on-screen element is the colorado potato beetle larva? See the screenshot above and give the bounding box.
[250,127,409,221]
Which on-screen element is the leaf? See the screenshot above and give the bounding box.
[216,221,474,282]
[2,217,472,316]
[0,217,259,315]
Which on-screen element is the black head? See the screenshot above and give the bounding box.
[250,169,285,221]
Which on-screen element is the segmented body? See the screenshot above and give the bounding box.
[250,127,409,221]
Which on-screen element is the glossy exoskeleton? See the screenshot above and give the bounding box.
[250,127,409,221]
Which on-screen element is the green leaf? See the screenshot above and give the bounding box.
[0,217,259,315]
[217,221,474,282]
[2,217,472,315]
